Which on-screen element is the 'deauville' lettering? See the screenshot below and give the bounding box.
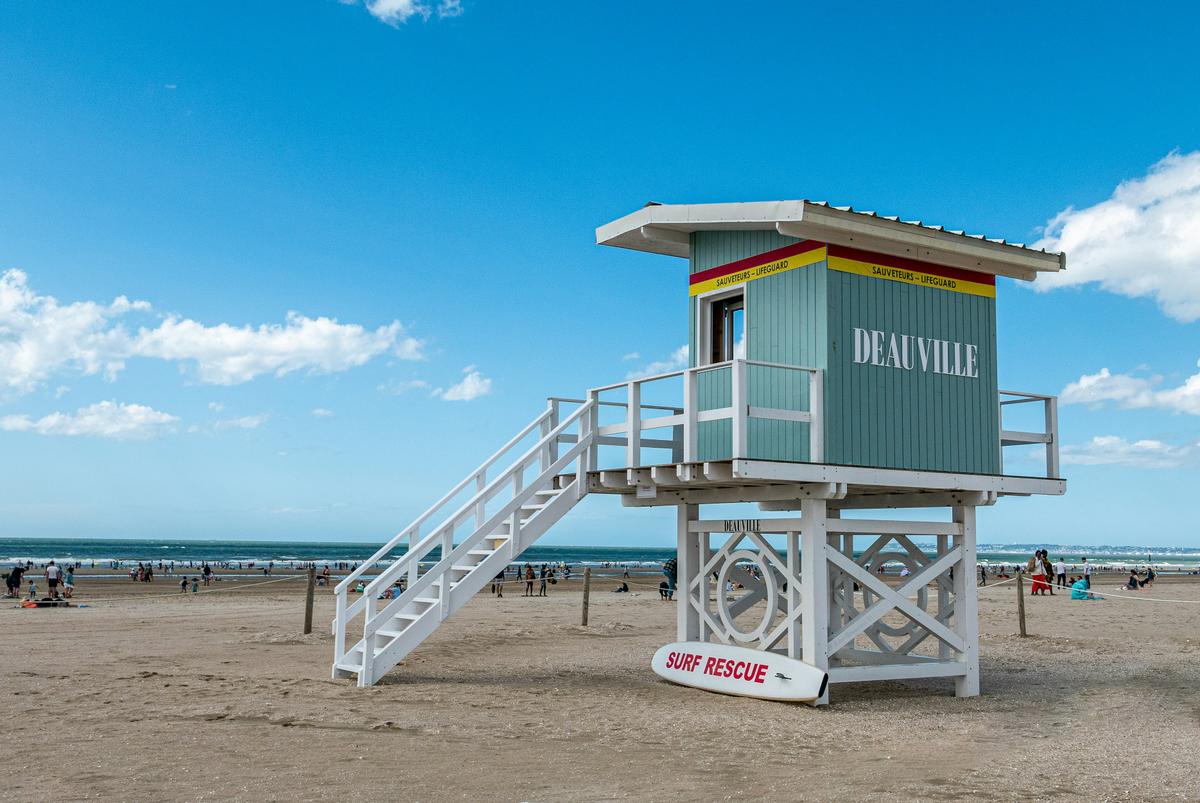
[852,327,978,379]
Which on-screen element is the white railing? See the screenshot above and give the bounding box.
[999,390,1060,478]
[586,358,823,467]
[332,398,596,674]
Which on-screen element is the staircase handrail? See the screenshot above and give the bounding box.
[362,440,589,639]
[334,406,554,595]
[355,399,594,606]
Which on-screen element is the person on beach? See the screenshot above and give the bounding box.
[44,561,61,600]
[524,565,535,597]
[1028,551,1049,595]
[191,577,199,593]
[1041,552,1055,596]
[978,563,987,586]
[1082,557,1092,589]
[493,569,505,598]
[663,558,677,601]
[1140,566,1156,588]
[63,566,75,598]
[202,564,212,587]
[5,565,24,598]
[1055,557,1067,588]
[538,564,548,597]
[180,576,189,593]
[1126,570,1140,590]
[1071,577,1101,601]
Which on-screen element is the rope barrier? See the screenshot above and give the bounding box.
[9,574,306,605]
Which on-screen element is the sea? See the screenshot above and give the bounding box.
[2,537,1199,572]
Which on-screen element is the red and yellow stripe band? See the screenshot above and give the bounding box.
[826,244,996,298]
[688,241,826,296]
[688,240,996,299]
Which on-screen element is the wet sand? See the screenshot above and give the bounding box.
[3,573,1199,801]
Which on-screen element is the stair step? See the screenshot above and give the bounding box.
[467,549,494,557]
[376,629,404,639]
[335,659,363,673]
[521,502,549,511]
[534,488,562,497]
[393,612,421,622]
[451,564,477,573]
[414,596,438,606]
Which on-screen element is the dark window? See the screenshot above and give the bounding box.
[709,294,745,363]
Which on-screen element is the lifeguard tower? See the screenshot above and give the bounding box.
[331,200,1065,704]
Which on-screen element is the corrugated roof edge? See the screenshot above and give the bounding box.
[595,200,1066,275]
[809,201,1054,255]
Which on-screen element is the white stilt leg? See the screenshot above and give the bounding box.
[677,503,700,642]
[953,505,980,697]
[786,530,801,659]
[800,498,830,705]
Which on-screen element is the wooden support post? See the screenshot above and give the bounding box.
[581,567,591,627]
[785,529,801,660]
[303,567,316,635]
[683,369,698,463]
[676,503,699,642]
[626,381,641,469]
[731,359,747,459]
[952,505,979,697]
[800,498,830,705]
[1016,569,1027,637]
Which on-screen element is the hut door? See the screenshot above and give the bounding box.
[707,292,745,363]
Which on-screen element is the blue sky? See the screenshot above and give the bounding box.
[1,1,1199,547]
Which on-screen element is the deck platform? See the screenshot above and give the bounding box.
[574,458,1064,509]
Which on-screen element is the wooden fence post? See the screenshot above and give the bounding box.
[1016,569,1027,637]
[304,567,316,635]
[581,567,591,627]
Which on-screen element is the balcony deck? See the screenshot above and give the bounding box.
[568,457,1064,510]
[550,358,1064,510]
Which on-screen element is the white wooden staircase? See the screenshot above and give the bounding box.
[332,398,596,687]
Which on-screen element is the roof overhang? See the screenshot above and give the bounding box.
[596,201,1065,282]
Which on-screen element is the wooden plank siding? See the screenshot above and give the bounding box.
[688,230,1000,473]
[824,271,1000,474]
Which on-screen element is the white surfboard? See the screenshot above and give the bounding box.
[651,641,828,703]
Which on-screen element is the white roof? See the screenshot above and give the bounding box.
[595,200,1065,281]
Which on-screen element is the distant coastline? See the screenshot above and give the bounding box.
[2,536,1198,570]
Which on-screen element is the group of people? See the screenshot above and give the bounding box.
[1026,550,1075,595]
[491,563,556,598]
[3,560,74,600]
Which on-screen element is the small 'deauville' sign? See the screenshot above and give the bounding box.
[651,642,828,703]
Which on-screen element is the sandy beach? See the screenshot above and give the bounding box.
[4,572,1199,802]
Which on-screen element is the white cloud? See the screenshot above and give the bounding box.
[1034,151,1200,321]
[621,352,641,362]
[132,313,421,385]
[1061,435,1198,469]
[0,269,146,395]
[347,0,463,26]
[208,401,224,412]
[434,365,492,401]
[0,270,424,395]
[378,377,431,395]
[626,345,689,379]
[1061,365,1200,415]
[0,401,178,439]
[311,407,334,418]
[214,414,269,431]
